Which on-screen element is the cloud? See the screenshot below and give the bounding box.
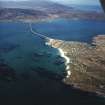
[50,0,100,5]
[0,0,29,1]
[0,0,101,6]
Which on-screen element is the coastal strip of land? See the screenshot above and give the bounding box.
[58,48,71,78]
[46,35,105,97]
[29,23,105,97]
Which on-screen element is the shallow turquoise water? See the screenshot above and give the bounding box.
[0,18,105,77]
[0,21,65,75]
[0,19,105,78]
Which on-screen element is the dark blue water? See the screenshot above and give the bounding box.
[72,5,103,12]
[0,19,105,105]
[32,19,105,43]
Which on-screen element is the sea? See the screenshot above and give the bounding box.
[0,19,105,105]
[71,4,104,12]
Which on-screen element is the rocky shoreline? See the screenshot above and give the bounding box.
[45,35,105,97]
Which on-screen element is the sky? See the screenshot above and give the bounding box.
[51,0,100,5]
[0,0,101,6]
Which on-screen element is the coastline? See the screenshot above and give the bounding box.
[45,38,72,79]
[58,48,71,78]
[1,16,105,24]
[0,19,105,97]
[45,35,105,97]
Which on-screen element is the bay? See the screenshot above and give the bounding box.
[0,19,105,104]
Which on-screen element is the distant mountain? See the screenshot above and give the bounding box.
[0,0,73,21]
[0,1,105,22]
[71,4,103,12]
[0,8,48,21]
[0,0,73,11]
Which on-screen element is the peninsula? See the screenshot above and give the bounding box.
[1,0,105,98]
[45,35,105,97]
[29,23,105,97]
